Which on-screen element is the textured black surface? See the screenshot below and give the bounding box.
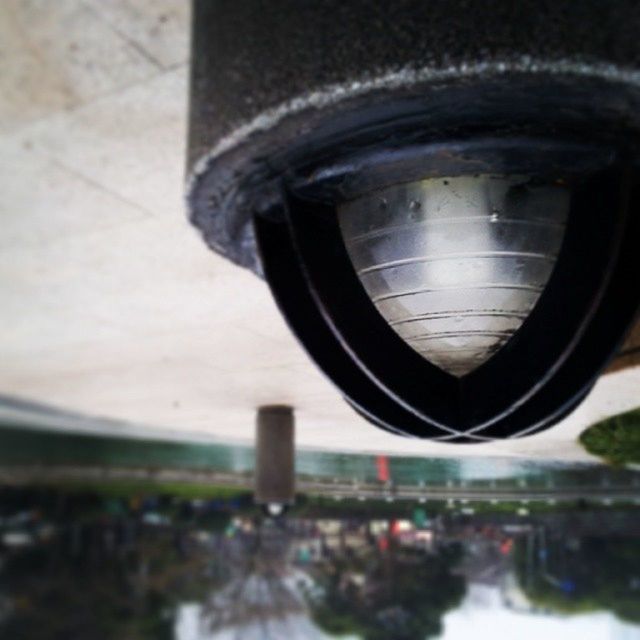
[187,0,640,275]
[188,0,640,167]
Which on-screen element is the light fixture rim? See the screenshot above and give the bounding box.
[287,136,618,206]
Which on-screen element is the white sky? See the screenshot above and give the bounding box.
[176,584,640,640]
[441,585,640,640]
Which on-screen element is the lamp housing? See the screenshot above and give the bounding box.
[187,0,640,442]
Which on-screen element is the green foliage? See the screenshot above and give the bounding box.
[0,527,211,640]
[311,542,466,640]
[580,408,640,466]
[516,536,640,624]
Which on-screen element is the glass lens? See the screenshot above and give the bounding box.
[338,175,570,377]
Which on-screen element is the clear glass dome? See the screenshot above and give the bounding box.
[338,175,570,377]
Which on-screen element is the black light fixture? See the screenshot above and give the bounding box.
[187,1,640,442]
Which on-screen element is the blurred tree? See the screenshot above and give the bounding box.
[516,534,640,624]
[580,408,640,466]
[0,514,217,639]
[310,528,466,640]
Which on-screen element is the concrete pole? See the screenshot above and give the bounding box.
[254,405,295,514]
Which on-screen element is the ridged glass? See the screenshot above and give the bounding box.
[338,175,570,377]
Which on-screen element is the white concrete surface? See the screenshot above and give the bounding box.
[0,1,638,461]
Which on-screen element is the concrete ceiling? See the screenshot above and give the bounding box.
[0,0,638,462]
